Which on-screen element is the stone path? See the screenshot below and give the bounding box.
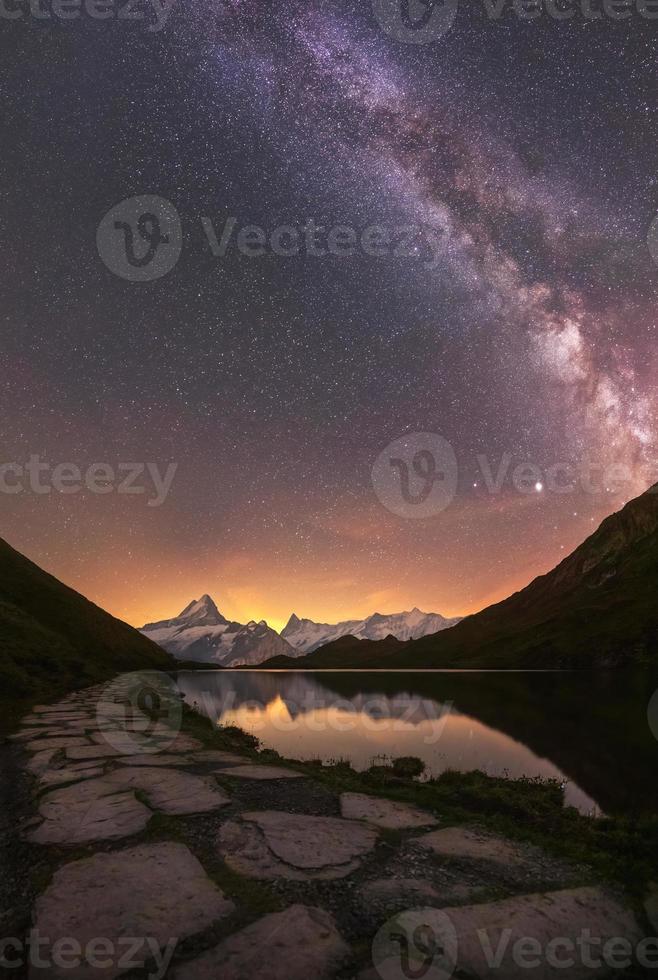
[8,683,648,979]
[29,766,231,844]
[416,825,534,866]
[340,791,438,829]
[218,810,379,880]
[170,904,349,980]
[427,887,643,980]
[31,842,235,980]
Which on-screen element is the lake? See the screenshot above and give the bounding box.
[176,668,658,817]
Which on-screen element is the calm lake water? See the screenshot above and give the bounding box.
[176,669,658,817]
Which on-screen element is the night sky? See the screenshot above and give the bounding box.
[2,0,657,631]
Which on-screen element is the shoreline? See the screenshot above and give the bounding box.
[2,679,657,978]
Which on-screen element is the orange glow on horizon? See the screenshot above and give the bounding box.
[3,485,628,635]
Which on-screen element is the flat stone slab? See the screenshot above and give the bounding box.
[39,765,106,789]
[171,904,349,980]
[248,811,378,868]
[33,706,91,714]
[65,759,106,772]
[104,767,230,816]
[217,764,303,780]
[416,826,531,866]
[90,731,140,744]
[90,712,202,754]
[423,887,642,980]
[218,811,377,880]
[66,745,124,760]
[11,729,60,741]
[30,842,235,979]
[20,717,61,726]
[95,714,146,729]
[114,753,193,767]
[218,820,313,881]
[32,709,90,718]
[89,735,163,755]
[24,737,91,753]
[359,878,484,921]
[27,715,92,725]
[44,725,98,736]
[28,781,150,845]
[340,792,438,830]
[91,731,205,753]
[28,767,230,844]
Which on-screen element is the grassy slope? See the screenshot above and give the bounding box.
[0,537,174,729]
[397,484,658,668]
[265,485,658,669]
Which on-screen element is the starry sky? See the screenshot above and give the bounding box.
[1,0,657,631]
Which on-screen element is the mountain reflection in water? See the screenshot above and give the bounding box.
[176,669,658,817]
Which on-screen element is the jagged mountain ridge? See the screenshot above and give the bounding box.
[142,594,228,631]
[141,595,302,667]
[281,607,461,653]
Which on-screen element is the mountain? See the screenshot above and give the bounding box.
[0,537,174,716]
[265,484,658,669]
[146,594,228,630]
[263,633,408,669]
[141,596,301,667]
[281,608,461,654]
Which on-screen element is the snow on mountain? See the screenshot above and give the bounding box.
[281,608,462,654]
[142,594,227,632]
[141,596,302,667]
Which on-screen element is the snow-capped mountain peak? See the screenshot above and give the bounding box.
[179,594,225,625]
[140,596,302,667]
[142,594,227,632]
[281,607,462,654]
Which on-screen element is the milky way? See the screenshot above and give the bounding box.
[1,0,657,627]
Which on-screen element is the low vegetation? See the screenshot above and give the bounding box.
[181,702,658,912]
